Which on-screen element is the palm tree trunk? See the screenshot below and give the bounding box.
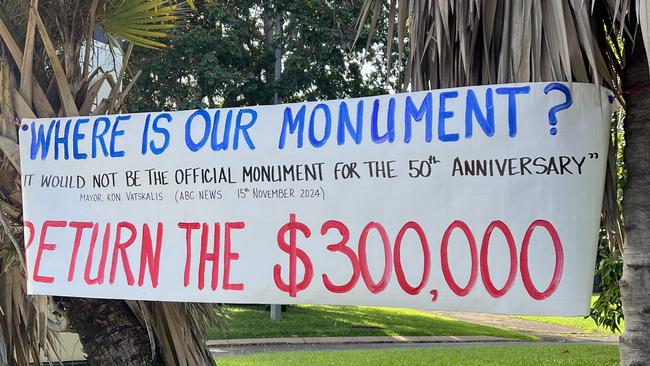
[620,42,650,365]
[61,298,155,365]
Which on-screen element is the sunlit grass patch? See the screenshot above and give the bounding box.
[208,304,533,340]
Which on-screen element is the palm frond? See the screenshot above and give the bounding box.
[358,0,629,91]
[0,2,220,365]
[184,0,217,11]
[127,301,220,365]
[101,0,185,49]
[32,6,80,116]
[357,0,636,254]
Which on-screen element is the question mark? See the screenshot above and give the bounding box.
[543,83,573,136]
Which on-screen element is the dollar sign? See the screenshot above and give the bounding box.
[273,214,313,297]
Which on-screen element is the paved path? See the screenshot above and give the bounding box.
[210,336,524,356]
[210,340,609,357]
[209,311,619,356]
[432,311,619,343]
[208,335,512,347]
[208,335,519,355]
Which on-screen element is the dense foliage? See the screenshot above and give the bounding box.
[127,0,394,111]
[590,114,626,332]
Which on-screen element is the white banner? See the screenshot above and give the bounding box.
[19,82,611,315]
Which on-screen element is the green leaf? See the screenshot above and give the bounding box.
[101,0,185,49]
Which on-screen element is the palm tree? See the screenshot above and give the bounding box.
[0,1,217,365]
[357,1,648,364]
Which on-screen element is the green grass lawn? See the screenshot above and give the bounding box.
[217,344,619,366]
[208,305,534,340]
[516,296,623,334]
[514,314,621,334]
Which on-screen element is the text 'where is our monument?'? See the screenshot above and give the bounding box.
[20,82,612,316]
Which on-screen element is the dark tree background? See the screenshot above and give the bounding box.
[126,0,395,112]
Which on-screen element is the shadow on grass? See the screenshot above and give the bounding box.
[207,305,534,341]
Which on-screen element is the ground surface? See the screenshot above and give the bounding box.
[209,305,532,340]
[514,314,622,334]
[216,344,619,365]
[433,311,619,343]
[209,303,620,364]
[514,295,624,334]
